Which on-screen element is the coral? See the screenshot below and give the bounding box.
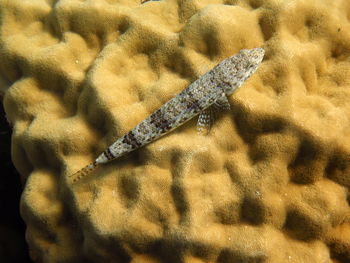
[0,0,350,262]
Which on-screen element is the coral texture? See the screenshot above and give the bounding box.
[1,0,350,262]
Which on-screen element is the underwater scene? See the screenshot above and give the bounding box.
[0,0,349,262]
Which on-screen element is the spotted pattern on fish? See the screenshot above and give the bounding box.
[70,48,265,182]
[122,131,142,149]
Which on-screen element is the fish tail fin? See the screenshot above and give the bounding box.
[69,161,98,183]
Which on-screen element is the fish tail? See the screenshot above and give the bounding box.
[69,161,98,183]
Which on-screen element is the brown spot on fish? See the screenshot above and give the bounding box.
[103,147,115,160]
[150,109,172,133]
[122,131,142,149]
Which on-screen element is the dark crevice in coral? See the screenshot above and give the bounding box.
[248,0,263,10]
[149,236,186,263]
[240,197,264,225]
[118,174,140,208]
[283,209,321,241]
[287,137,320,185]
[217,247,267,263]
[325,149,350,188]
[0,98,33,263]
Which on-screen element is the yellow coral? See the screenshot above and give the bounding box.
[1,0,350,262]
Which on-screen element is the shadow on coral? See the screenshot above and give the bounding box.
[0,99,33,263]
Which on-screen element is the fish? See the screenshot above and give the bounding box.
[70,47,265,182]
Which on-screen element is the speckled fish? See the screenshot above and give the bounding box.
[70,47,265,182]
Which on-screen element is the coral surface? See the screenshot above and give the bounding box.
[1,0,350,262]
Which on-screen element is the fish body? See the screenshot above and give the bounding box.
[71,48,265,182]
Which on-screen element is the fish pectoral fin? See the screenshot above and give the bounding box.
[196,93,231,135]
[197,106,217,135]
